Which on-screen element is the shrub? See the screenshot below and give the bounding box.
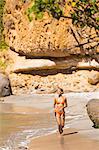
[26,0,99,30]
[0,0,8,50]
[70,0,99,30]
[26,0,63,20]
[0,59,6,70]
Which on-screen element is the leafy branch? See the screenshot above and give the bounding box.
[26,0,63,20]
[25,0,99,30]
[70,0,99,30]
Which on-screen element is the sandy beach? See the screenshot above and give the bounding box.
[0,0,99,149]
[0,92,99,150]
[29,128,99,150]
[28,92,99,150]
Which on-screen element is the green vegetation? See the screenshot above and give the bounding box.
[0,0,8,51]
[26,0,99,30]
[26,0,63,20]
[0,41,8,51]
[94,125,99,128]
[0,0,5,40]
[0,0,8,71]
[0,59,7,70]
[70,0,99,30]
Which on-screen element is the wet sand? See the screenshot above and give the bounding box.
[0,104,55,149]
[0,92,99,149]
[29,128,99,150]
[27,92,99,150]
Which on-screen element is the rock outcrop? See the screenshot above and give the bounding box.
[88,71,99,85]
[9,70,99,95]
[4,0,99,58]
[9,57,99,73]
[2,0,99,95]
[6,50,99,73]
[87,99,99,128]
[0,73,12,97]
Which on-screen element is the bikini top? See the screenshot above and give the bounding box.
[55,97,64,105]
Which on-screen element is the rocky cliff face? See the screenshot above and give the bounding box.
[2,0,99,94]
[4,0,99,58]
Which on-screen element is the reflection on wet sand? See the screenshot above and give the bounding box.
[0,103,55,149]
[59,132,78,150]
[0,103,50,114]
[59,136,65,150]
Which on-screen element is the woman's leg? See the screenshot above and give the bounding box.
[61,112,65,128]
[56,113,62,134]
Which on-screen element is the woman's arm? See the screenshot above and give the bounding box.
[63,98,68,109]
[54,98,56,108]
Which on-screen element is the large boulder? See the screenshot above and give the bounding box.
[0,73,12,97]
[88,71,99,85]
[87,99,99,128]
[3,0,98,58]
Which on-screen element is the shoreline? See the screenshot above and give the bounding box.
[0,92,99,150]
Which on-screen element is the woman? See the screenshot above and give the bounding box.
[54,88,67,134]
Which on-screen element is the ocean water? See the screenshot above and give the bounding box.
[0,107,57,150]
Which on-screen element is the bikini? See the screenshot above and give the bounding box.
[54,97,65,115]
